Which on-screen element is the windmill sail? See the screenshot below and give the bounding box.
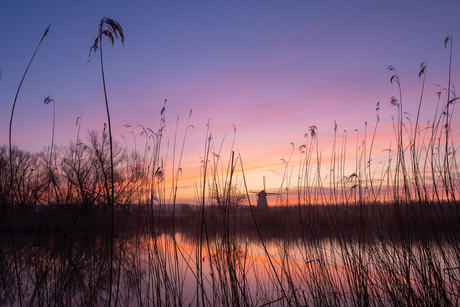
[251,177,279,211]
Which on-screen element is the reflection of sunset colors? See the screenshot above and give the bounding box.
[121,232,457,305]
[1,1,460,204]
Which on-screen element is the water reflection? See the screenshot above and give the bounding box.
[1,224,459,306]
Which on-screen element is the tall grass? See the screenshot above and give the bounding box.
[8,24,50,307]
[1,29,460,306]
[89,17,125,306]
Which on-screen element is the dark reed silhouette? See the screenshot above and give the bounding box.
[89,17,125,307]
[8,24,50,307]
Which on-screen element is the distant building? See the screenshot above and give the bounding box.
[257,190,268,211]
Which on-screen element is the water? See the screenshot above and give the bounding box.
[1,227,459,306]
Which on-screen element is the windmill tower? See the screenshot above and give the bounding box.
[257,190,269,211]
[251,176,278,211]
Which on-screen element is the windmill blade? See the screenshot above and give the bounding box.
[249,188,280,195]
[265,188,281,194]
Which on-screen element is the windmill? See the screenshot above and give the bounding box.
[250,176,279,211]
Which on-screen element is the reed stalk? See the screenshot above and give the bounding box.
[8,24,50,307]
[89,17,125,306]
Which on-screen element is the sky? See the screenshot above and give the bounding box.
[1,1,460,204]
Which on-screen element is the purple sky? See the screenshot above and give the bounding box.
[1,1,459,203]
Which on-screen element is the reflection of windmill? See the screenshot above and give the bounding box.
[250,176,279,211]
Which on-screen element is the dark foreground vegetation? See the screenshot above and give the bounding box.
[1,198,460,306]
[2,21,460,306]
